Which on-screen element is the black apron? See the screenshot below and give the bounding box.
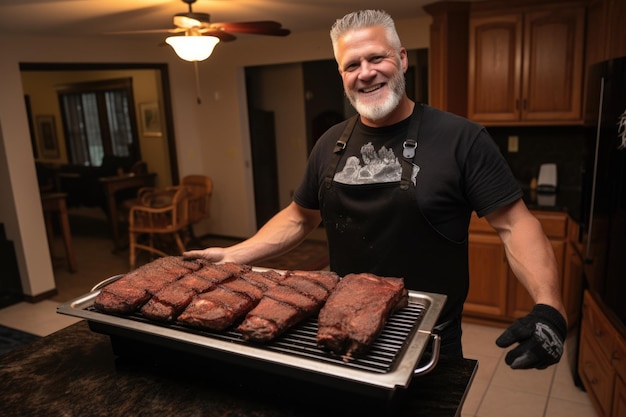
[318,104,468,323]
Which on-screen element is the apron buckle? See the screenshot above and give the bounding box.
[403,139,417,159]
[333,140,347,153]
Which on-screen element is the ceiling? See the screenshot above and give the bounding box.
[0,0,451,42]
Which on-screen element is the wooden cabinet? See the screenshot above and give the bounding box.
[467,232,508,318]
[422,1,469,118]
[586,0,626,66]
[468,4,585,124]
[563,220,584,327]
[579,290,626,417]
[465,210,572,324]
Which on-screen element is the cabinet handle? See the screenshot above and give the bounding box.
[523,99,527,110]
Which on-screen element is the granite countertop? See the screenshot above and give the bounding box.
[0,321,477,417]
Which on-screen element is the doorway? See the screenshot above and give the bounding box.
[21,62,179,260]
[21,62,179,189]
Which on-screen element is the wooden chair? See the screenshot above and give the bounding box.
[181,175,213,243]
[128,185,189,269]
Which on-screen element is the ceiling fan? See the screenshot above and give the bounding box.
[113,0,290,62]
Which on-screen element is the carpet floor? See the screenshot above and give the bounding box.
[0,324,40,356]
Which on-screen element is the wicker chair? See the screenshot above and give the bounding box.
[128,185,189,269]
[181,175,213,242]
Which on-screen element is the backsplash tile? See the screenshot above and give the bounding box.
[486,126,587,189]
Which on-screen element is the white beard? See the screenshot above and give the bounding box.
[348,70,406,122]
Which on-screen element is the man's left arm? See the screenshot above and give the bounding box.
[485,198,568,369]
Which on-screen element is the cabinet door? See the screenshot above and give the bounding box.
[613,376,626,417]
[466,233,509,318]
[579,322,616,417]
[606,0,626,61]
[522,7,585,122]
[468,13,522,122]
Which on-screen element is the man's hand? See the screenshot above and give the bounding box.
[183,247,228,263]
[496,304,567,369]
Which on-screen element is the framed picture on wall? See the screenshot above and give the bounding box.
[139,102,162,137]
[36,115,59,158]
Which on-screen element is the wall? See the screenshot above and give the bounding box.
[0,17,431,298]
[489,126,586,190]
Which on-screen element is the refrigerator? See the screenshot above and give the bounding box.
[580,56,626,337]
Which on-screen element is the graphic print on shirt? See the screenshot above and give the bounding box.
[333,141,420,185]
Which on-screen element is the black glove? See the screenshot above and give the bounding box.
[495,304,566,369]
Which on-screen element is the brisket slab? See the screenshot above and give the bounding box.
[177,269,284,331]
[139,263,246,322]
[237,270,340,342]
[316,273,408,357]
[140,282,198,322]
[92,277,152,315]
[94,257,223,315]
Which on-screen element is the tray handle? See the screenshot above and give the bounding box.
[413,333,440,376]
[90,274,125,292]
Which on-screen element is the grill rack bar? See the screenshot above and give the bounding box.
[85,300,426,374]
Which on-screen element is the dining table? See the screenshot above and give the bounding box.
[98,172,156,252]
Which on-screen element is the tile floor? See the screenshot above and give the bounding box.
[0,208,599,417]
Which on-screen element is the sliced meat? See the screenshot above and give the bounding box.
[93,257,203,314]
[177,287,255,331]
[93,276,152,314]
[237,270,340,342]
[214,262,252,277]
[239,269,285,291]
[176,274,216,293]
[316,273,408,357]
[176,269,283,330]
[140,282,197,322]
[192,264,238,284]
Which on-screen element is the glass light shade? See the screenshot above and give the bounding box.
[165,35,220,62]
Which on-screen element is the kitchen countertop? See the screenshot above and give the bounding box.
[0,321,477,417]
[522,186,582,222]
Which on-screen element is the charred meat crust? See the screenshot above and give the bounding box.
[316,273,408,357]
[237,271,340,342]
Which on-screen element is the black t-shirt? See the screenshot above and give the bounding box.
[293,105,522,242]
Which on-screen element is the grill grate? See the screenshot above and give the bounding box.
[88,299,426,374]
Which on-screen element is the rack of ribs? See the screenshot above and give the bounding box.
[237,270,340,342]
[93,256,203,314]
[177,269,285,331]
[316,273,408,357]
[139,262,254,322]
[93,258,249,317]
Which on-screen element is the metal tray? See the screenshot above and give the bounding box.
[57,273,446,397]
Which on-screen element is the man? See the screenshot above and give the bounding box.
[185,10,567,369]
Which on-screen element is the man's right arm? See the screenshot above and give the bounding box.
[183,201,322,265]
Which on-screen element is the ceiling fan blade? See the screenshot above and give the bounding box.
[208,21,290,36]
[198,30,237,42]
[173,13,211,29]
[105,28,184,35]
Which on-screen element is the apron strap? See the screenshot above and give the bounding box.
[400,103,424,190]
[324,104,424,190]
[324,114,358,189]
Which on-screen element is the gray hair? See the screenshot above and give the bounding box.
[330,10,402,57]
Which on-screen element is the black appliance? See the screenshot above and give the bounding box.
[571,55,626,388]
[580,56,626,335]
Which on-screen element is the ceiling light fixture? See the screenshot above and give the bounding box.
[165,31,220,62]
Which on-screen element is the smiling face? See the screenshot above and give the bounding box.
[335,25,409,126]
